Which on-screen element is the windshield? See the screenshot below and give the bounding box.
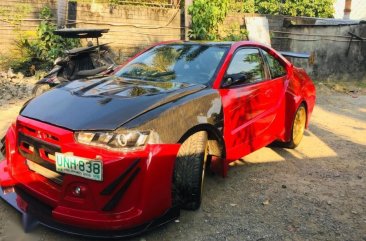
[115,44,229,85]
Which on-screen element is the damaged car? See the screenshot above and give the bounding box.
[0,41,316,238]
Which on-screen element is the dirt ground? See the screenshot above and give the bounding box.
[0,83,365,241]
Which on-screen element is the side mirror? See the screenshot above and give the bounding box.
[222,73,249,88]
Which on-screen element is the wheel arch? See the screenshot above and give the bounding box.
[177,123,226,159]
[301,99,309,128]
[283,98,308,143]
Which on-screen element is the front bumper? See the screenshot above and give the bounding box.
[0,186,180,238]
[0,116,181,237]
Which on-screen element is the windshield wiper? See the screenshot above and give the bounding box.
[119,74,144,80]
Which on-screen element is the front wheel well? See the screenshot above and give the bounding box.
[178,124,225,159]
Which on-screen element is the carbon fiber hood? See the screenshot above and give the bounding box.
[20,76,206,130]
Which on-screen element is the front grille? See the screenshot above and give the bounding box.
[18,132,64,184]
[27,160,63,184]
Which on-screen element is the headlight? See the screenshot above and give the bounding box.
[75,130,152,151]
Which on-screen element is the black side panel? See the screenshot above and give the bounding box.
[122,88,223,143]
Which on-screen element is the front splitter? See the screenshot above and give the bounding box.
[0,186,180,239]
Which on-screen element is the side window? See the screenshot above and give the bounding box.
[225,48,265,86]
[262,50,287,79]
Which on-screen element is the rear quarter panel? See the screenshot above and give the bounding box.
[284,67,316,141]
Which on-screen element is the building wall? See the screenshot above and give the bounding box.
[1,0,365,82]
[71,1,182,61]
[275,24,366,82]
[222,12,366,81]
[0,0,182,62]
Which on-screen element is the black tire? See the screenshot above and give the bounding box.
[282,104,307,149]
[32,84,51,97]
[173,131,208,210]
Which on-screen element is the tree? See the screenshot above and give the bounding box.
[244,0,335,18]
[189,0,335,41]
[188,0,230,40]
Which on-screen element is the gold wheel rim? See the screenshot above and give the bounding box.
[292,106,306,146]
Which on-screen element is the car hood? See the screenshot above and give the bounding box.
[20,76,206,130]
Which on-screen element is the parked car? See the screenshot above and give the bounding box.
[0,41,316,238]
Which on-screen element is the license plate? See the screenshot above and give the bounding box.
[55,153,103,181]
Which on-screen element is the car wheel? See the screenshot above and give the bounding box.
[32,84,51,97]
[173,131,208,210]
[284,104,307,149]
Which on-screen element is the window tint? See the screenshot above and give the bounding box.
[262,50,286,78]
[226,48,265,84]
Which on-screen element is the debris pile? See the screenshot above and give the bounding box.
[0,70,36,106]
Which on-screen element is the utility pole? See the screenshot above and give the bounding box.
[184,0,193,40]
[57,0,68,29]
[343,0,352,20]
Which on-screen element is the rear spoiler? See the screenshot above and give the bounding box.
[279,51,310,59]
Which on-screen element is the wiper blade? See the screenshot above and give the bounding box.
[119,74,144,80]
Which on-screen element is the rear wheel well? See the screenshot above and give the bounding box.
[299,100,308,127]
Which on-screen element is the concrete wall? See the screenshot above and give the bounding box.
[0,0,182,63]
[274,24,366,82]
[0,0,58,55]
[222,12,366,81]
[2,1,365,82]
[70,2,182,61]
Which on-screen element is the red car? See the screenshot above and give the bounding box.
[0,41,315,238]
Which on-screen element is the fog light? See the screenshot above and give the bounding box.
[67,184,87,198]
[74,186,82,196]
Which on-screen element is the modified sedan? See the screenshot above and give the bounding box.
[0,41,315,238]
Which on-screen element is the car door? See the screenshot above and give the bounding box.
[218,47,286,161]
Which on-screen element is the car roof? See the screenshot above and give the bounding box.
[154,40,232,46]
[156,40,266,47]
[182,41,235,45]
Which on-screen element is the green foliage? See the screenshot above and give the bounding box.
[188,0,230,40]
[19,7,79,63]
[13,6,80,75]
[229,0,255,13]
[189,0,334,41]
[229,0,335,17]
[224,28,249,41]
[0,3,32,71]
[109,0,171,5]
[222,23,249,41]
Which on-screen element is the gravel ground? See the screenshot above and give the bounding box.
[0,74,365,241]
